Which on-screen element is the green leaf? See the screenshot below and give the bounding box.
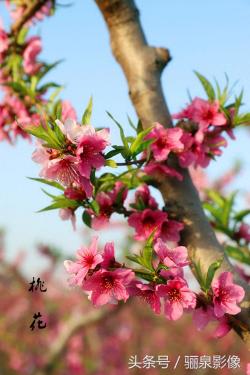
[203,202,222,223]
[132,269,154,282]
[54,101,62,120]
[137,120,143,134]
[25,124,51,142]
[107,112,130,157]
[127,115,137,131]
[49,86,64,103]
[38,82,61,94]
[115,186,127,206]
[211,223,233,238]
[216,74,230,105]
[41,188,59,200]
[206,190,225,208]
[105,148,122,159]
[130,127,153,156]
[82,210,92,228]
[53,120,66,144]
[38,199,78,212]
[221,191,237,227]
[234,113,250,127]
[28,177,64,191]
[225,245,250,265]
[205,258,223,291]
[132,139,153,158]
[89,200,100,215]
[82,97,93,125]
[30,76,38,92]
[191,259,205,290]
[17,27,29,45]
[194,71,216,100]
[156,264,169,272]
[36,60,63,81]
[126,254,141,266]
[126,136,135,143]
[130,196,146,211]
[25,122,65,150]
[234,89,244,116]
[234,209,250,222]
[4,81,29,96]
[140,230,156,271]
[105,159,117,168]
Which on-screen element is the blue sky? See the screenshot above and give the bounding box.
[1,0,250,273]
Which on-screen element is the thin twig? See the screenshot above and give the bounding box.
[36,302,126,374]
[11,0,48,35]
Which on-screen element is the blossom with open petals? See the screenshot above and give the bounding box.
[156,278,196,320]
[23,36,42,75]
[146,123,184,162]
[76,126,110,178]
[83,268,134,306]
[64,237,103,286]
[154,239,189,268]
[212,271,245,318]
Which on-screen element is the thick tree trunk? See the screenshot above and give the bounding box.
[94,0,250,347]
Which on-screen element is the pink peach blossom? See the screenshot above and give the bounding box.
[133,184,158,210]
[173,97,226,129]
[76,126,110,178]
[9,1,52,24]
[154,239,189,268]
[236,223,250,243]
[55,118,86,144]
[61,101,77,122]
[90,182,127,230]
[193,305,231,338]
[23,36,42,75]
[159,218,184,243]
[64,237,103,286]
[59,208,76,230]
[83,268,134,306]
[32,1,52,22]
[101,242,116,269]
[212,316,231,338]
[193,305,215,331]
[64,186,87,201]
[177,131,196,167]
[32,142,93,197]
[128,282,161,314]
[0,19,9,58]
[146,123,184,161]
[190,98,227,128]
[40,155,82,186]
[156,278,196,320]
[212,271,245,318]
[160,267,184,280]
[90,192,113,229]
[172,105,194,121]
[128,208,167,241]
[178,129,227,169]
[144,162,183,181]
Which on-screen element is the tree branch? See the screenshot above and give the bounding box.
[11,0,48,35]
[35,303,125,375]
[94,0,250,348]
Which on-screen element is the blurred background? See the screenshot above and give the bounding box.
[0,0,250,374]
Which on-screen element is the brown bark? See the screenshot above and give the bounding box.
[94,0,250,347]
